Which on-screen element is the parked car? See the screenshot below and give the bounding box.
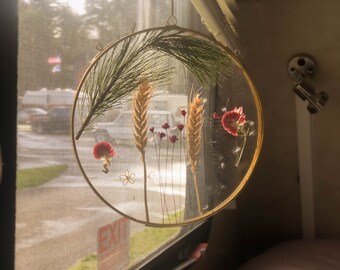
[92,110,179,143]
[30,107,71,133]
[17,108,47,124]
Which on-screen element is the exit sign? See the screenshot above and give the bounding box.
[97,217,130,270]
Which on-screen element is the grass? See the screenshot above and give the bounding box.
[130,226,179,263]
[68,254,97,270]
[67,225,179,270]
[16,164,68,190]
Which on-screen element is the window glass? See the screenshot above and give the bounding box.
[16,0,203,269]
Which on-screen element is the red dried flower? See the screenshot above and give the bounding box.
[93,141,115,159]
[149,127,154,133]
[221,107,246,137]
[159,132,166,139]
[93,141,115,173]
[180,109,187,117]
[162,123,170,129]
[177,124,184,131]
[212,112,221,119]
[169,135,178,143]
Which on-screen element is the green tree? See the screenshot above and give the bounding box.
[53,6,92,89]
[18,0,59,96]
[18,0,93,95]
[84,0,137,45]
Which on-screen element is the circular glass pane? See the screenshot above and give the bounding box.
[71,26,263,226]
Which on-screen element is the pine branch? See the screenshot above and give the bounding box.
[151,30,232,87]
[75,27,231,139]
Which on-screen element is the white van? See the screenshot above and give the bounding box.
[21,88,76,109]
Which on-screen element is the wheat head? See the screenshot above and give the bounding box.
[187,93,204,173]
[132,81,153,155]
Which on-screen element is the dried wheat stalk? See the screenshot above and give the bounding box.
[133,81,152,154]
[132,81,153,222]
[187,93,204,215]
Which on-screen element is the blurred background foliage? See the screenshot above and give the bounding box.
[17,0,170,96]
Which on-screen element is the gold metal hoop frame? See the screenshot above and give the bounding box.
[71,25,263,227]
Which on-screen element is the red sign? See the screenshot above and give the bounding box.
[47,56,61,64]
[97,217,130,270]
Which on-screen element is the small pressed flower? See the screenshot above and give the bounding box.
[212,112,221,120]
[119,169,135,186]
[218,105,254,167]
[221,107,246,137]
[93,141,115,159]
[149,127,154,133]
[177,124,184,131]
[162,123,170,129]
[159,132,166,139]
[169,135,178,143]
[93,141,115,173]
[180,109,187,117]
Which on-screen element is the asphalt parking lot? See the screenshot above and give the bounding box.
[16,127,184,269]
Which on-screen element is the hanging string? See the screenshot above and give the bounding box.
[170,0,174,17]
[167,0,177,26]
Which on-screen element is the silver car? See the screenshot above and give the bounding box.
[17,108,47,124]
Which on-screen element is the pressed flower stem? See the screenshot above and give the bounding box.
[159,141,170,223]
[160,142,171,223]
[141,154,150,222]
[182,119,193,213]
[171,143,178,223]
[153,135,164,222]
[153,134,170,223]
[179,132,183,221]
[164,130,169,218]
[192,170,203,215]
[235,135,247,167]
